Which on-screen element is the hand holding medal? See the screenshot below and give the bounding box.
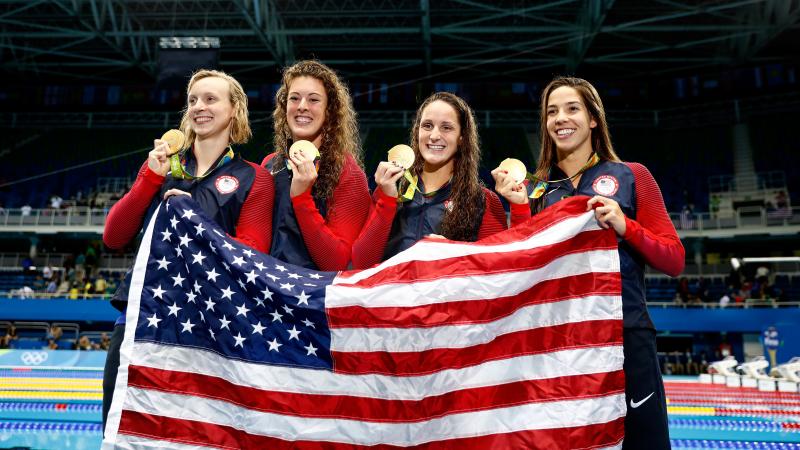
[149,129,186,177]
[491,158,530,205]
[288,140,321,197]
[374,144,413,198]
[386,144,418,200]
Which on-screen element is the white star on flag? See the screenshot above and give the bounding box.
[220,286,235,300]
[251,321,266,335]
[267,338,282,352]
[180,319,195,333]
[171,273,185,287]
[156,257,171,270]
[205,268,220,282]
[295,291,310,306]
[304,342,318,356]
[167,302,182,317]
[178,233,192,247]
[146,313,161,328]
[151,285,166,299]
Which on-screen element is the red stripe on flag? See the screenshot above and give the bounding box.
[127,364,625,422]
[332,319,623,376]
[340,229,616,289]
[118,411,625,450]
[328,271,621,328]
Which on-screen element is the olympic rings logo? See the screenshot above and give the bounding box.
[20,351,49,366]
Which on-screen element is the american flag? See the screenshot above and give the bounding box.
[103,195,626,450]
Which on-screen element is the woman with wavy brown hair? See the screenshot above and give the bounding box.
[262,60,370,271]
[351,91,507,268]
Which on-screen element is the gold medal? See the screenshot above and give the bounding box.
[289,140,320,162]
[160,129,186,156]
[498,158,528,185]
[387,144,415,169]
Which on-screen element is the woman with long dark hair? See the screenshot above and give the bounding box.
[493,76,684,449]
[352,92,507,268]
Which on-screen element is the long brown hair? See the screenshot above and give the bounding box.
[179,69,252,149]
[400,92,484,241]
[272,60,361,202]
[532,76,620,211]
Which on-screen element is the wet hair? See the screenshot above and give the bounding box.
[400,92,484,241]
[272,60,361,202]
[179,69,252,148]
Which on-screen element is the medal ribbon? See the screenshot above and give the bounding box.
[170,147,235,180]
[528,152,600,199]
[398,173,452,202]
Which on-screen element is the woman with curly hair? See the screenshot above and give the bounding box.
[263,60,370,271]
[493,76,684,449]
[351,92,507,269]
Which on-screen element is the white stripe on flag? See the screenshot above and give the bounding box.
[327,249,620,308]
[123,387,626,447]
[114,434,219,450]
[131,341,624,400]
[338,211,602,285]
[330,294,622,352]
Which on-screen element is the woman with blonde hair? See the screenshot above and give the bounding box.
[101,69,274,430]
[263,60,370,271]
[493,76,684,449]
[351,91,507,268]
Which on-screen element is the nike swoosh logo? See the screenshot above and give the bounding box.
[630,392,655,409]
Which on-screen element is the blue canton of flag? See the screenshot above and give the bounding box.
[135,196,335,370]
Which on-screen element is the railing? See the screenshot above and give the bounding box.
[96,177,132,194]
[0,252,135,271]
[708,171,788,193]
[670,206,800,232]
[648,300,800,309]
[0,206,109,230]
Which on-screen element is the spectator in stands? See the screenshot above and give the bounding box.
[99,332,110,350]
[719,291,731,308]
[68,281,80,299]
[102,68,275,431]
[21,256,34,274]
[491,76,684,450]
[676,277,691,304]
[352,92,507,268]
[262,60,370,271]
[82,279,93,299]
[20,204,31,216]
[33,275,45,292]
[42,265,52,281]
[45,278,57,295]
[49,194,63,210]
[47,325,63,349]
[0,325,18,348]
[75,335,94,351]
[55,279,70,296]
[94,275,107,297]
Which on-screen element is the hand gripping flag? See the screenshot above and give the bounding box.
[103,195,625,449]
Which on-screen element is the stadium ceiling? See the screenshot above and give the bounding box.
[1,0,799,84]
